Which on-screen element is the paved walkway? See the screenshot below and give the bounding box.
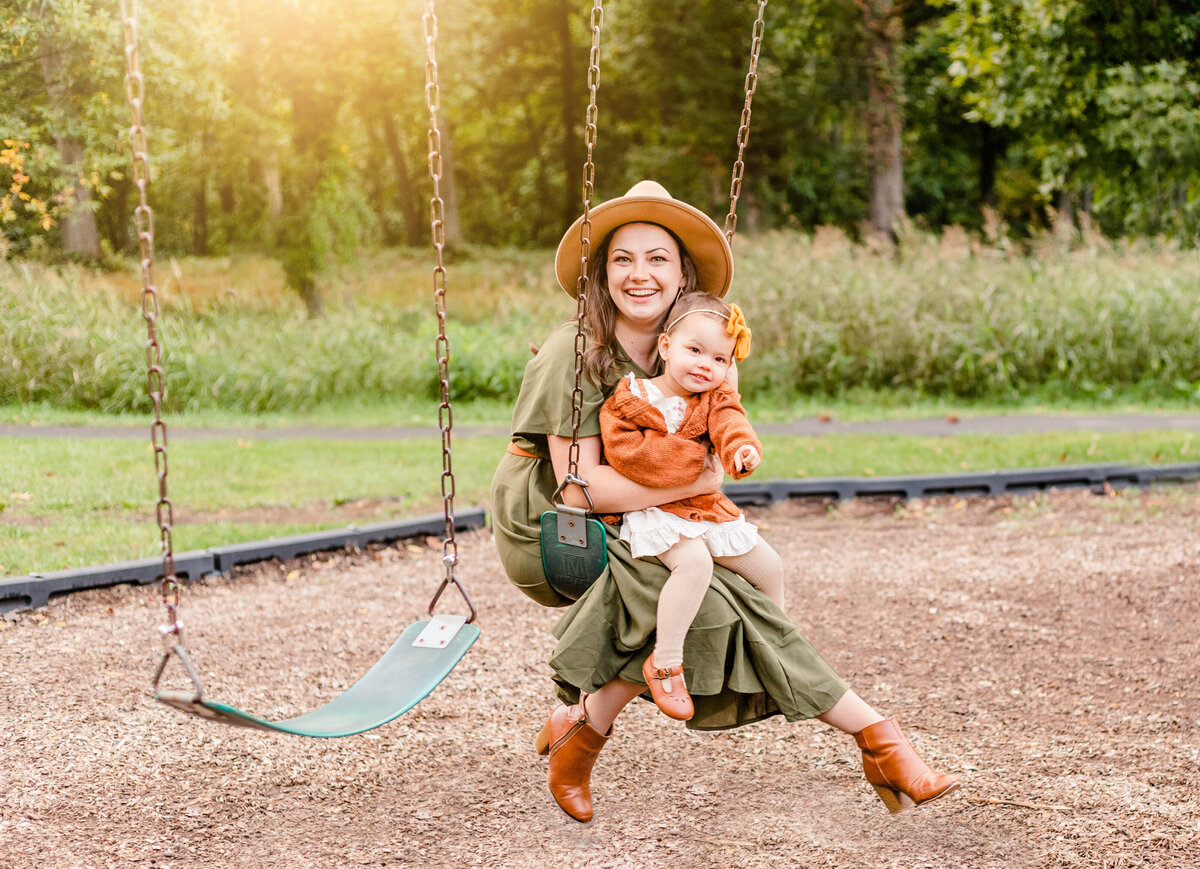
[3,413,1200,440]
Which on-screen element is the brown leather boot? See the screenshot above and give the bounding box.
[854,717,961,814]
[534,702,609,822]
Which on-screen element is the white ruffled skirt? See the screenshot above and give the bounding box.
[619,507,761,559]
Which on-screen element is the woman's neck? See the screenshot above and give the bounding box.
[614,321,660,374]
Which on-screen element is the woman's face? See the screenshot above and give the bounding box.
[604,223,685,331]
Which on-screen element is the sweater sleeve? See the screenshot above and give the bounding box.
[600,398,709,488]
[707,386,763,481]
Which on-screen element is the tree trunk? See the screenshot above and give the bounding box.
[220,181,235,214]
[978,123,999,208]
[558,0,580,228]
[381,112,423,247]
[100,176,131,253]
[193,173,209,256]
[37,8,100,259]
[261,155,284,242]
[362,119,399,246]
[858,1,905,241]
[1055,190,1075,242]
[438,121,464,246]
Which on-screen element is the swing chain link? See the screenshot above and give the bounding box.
[425,0,476,623]
[724,0,768,244]
[119,0,184,648]
[566,0,604,482]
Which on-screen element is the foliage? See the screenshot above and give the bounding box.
[3,238,1199,415]
[0,139,54,233]
[737,230,1200,399]
[0,1,127,255]
[937,0,1200,239]
[2,0,1199,282]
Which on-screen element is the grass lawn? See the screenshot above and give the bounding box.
[2,414,1196,577]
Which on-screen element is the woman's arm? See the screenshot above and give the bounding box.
[547,434,723,513]
[600,402,709,488]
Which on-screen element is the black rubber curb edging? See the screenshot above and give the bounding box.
[4,461,1198,615]
[721,461,1200,506]
[1,510,487,614]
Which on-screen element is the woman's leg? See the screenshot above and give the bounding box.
[816,689,885,733]
[583,676,644,735]
[654,536,714,670]
[818,690,960,814]
[713,539,785,608]
[535,676,644,822]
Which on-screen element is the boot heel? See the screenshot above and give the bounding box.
[534,720,552,756]
[872,784,916,815]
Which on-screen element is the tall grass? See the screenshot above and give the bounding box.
[0,250,560,412]
[2,233,1199,413]
[736,231,1200,400]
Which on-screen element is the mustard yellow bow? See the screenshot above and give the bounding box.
[727,302,752,362]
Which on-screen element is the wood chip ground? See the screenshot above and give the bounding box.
[2,487,1198,868]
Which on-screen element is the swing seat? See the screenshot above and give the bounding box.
[154,618,480,737]
[540,509,608,600]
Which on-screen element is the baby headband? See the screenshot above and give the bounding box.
[665,302,752,362]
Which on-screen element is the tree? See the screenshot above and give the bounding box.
[855,0,906,239]
[938,0,1200,238]
[1,1,124,258]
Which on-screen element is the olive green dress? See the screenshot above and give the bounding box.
[490,322,848,730]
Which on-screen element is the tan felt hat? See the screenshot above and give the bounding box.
[554,180,733,298]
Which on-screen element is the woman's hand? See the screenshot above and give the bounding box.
[691,451,724,497]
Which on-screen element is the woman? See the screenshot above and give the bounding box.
[490,181,959,822]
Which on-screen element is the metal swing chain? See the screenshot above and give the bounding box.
[724,0,768,244]
[563,0,604,506]
[424,0,476,622]
[119,1,195,689]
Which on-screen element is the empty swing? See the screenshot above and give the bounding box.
[541,0,770,602]
[119,0,479,737]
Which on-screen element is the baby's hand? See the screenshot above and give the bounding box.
[734,444,760,472]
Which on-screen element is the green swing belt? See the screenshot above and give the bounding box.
[154,619,479,738]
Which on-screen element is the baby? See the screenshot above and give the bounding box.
[600,292,783,721]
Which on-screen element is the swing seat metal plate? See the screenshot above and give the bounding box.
[554,504,591,548]
[412,612,468,648]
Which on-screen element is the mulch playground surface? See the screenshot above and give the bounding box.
[2,487,1198,868]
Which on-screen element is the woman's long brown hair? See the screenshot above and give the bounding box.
[582,222,699,387]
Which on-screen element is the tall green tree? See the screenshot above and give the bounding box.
[1,0,124,258]
[939,0,1200,237]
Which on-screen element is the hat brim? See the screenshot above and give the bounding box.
[554,195,733,298]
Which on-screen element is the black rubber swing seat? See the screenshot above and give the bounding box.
[154,618,480,737]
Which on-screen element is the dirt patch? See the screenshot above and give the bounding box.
[1,487,1198,868]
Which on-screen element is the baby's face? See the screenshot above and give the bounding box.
[658,314,736,397]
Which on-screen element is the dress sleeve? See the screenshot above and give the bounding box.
[707,387,763,481]
[510,323,608,449]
